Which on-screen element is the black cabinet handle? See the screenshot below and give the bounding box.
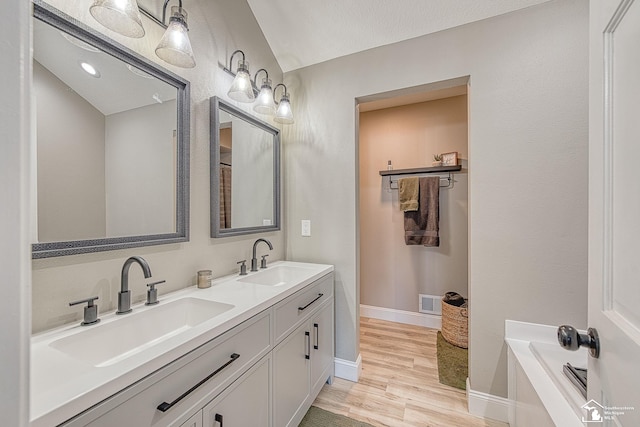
[215,413,223,426]
[314,323,319,350]
[157,353,240,412]
[305,331,310,360]
[298,293,324,312]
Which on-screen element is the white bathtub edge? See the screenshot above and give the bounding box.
[505,326,584,427]
[505,319,559,344]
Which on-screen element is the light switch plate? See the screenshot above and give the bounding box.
[301,220,311,237]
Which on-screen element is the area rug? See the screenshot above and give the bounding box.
[299,406,375,427]
[436,331,468,390]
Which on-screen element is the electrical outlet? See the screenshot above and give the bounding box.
[301,220,311,237]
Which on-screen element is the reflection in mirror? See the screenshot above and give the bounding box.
[32,1,190,258]
[211,97,280,237]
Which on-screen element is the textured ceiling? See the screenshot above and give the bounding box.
[247,0,551,72]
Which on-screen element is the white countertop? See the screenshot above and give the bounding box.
[30,261,333,427]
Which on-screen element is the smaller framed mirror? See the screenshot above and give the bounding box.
[210,97,280,237]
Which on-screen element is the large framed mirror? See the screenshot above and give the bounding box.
[210,97,280,237]
[32,1,190,259]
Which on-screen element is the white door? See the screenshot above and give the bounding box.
[589,0,640,425]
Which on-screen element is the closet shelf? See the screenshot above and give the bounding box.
[379,165,461,177]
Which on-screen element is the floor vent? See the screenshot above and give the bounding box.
[419,294,442,315]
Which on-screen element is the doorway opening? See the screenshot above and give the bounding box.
[355,76,470,386]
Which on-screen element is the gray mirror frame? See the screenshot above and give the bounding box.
[210,96,281,237]
[32,0,190,259]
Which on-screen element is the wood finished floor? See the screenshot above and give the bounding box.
[311,317,508,427]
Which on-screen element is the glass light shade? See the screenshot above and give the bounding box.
[274,93,294,124]
[253,78,276,115]
[90,0,145,38]
[228,60,255,103]
[155,7,196,69]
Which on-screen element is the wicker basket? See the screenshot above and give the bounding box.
[441,299,468,349]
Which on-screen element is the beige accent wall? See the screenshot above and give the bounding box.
[284,0,588,398]
[359,96,468,311]
[34,60,107,242]
[31,0,284,333]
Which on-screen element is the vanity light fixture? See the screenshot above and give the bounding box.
[226,50,256,103]
[274,84,294,124]
[153,3,196,68]
[253,68,276,115]
[90,0,145,38]
[221,51,294,124]
[89,0,196,69]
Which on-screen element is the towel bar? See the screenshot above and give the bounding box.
[388,173,454,190]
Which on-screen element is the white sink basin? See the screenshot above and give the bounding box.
[237,265,316,286]
[50,298,234,367]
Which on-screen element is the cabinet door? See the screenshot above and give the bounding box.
[310,301,334,394]
[203,357,270,427]
[180,411,202,427]
[273,322,310,427]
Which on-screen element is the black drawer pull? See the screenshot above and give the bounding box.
[215,413,224,426]
[157,353,240,412]
[305,331,311,360]
[298,293,324,312]
[314,323,319,350]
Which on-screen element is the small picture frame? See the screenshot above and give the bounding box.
[441,151,458,166]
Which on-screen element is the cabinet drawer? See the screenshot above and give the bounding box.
[274,273,333,343]
[63,312,271,427]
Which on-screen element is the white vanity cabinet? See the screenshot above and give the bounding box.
[179,412,202,427]
[54,270,334,427]
[61,312,271,427]
[201,356,270,427]
[273,275,334,427]
[310,300,334,394]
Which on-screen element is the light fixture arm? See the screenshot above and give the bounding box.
[254,68,269,86]
[139,0,183,29]
[273,83,288,103]
[228,50,246,71]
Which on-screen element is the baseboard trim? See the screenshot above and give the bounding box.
[467,378,511,423]
[360,304,441,329]
[334,354,362,382]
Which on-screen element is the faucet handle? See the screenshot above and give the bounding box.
[69,296,100,326]
[146,280,166,306]
[260,254,269,269]
[237,260,247,276]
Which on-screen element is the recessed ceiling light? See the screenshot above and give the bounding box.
[126,63,154,79]
[80,62,101,78]
[60,31,101,53]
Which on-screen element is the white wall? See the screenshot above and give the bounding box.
[0,0,31,424]
[31,0,285,333]
[359,96,468,311]
[105,100,176,237]
[284,0,588,398]
[34,61,107,241]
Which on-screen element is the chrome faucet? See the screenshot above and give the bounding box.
[117,256,152,314]
[251,238,273,271]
